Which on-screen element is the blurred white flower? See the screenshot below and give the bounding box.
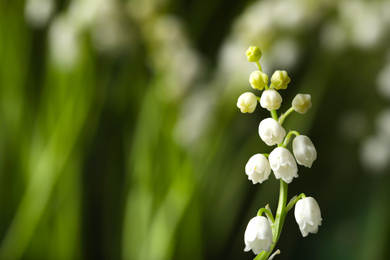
[320,20,347,51]
[237,92,258,113]
[360,135,390,173]
[376,63,390,100]
[258,118,286,146]
[25,0,55,28]
[268,38,300,70]
[292,94,312,114]
[244,216,273,255]
[294,197,322,237]
[260,89,282,111]
[245,154,272,184]
[293,135,317,168]
[376,108,390,138]
[338,0,385,49]
[269,147,298,183]
[48,15,80,70]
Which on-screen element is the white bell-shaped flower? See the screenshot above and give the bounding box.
[269,147,298,183]
[293,135,317,168]
[260,89,283,111]
[244,216,273,254]
[237,92,258,113]
[245,154,272,184]
[258,118,286,146]
[292,94,312,114]
[294,197,322,237]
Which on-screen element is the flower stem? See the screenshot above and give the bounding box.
[271,110,278,121]
[278,107,295,125]
[254,180,288,260]
[256,61,262,72]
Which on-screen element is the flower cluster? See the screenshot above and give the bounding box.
[238,46,322,259]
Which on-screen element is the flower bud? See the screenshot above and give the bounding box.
[246,46,262,62]
[249,71,268,90]
[270,70,290,90]
[294,197,322,237]
[293,135,317,168]
[245,154,271,184]
[260,89,282,111]
[269,147,298,183]
[244,216,273,254]
[237,92,258,113]
[292,94,312,114]
[258,118,286,146]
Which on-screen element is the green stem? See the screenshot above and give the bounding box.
[256,61,262,72]
[270,110,278,121]
[257,207,275,223]
[286,193,306,212]
[278,107,295,126]
[254,180,288,260]
[280,130,300,148]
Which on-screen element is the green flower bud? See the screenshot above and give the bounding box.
[270,70,291,90]
[292,94,312,114]
[246,46,262,62]
[249,71,268,90]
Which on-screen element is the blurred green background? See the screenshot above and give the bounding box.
[1,0,390,259]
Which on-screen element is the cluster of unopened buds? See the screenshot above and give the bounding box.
[237,46,322,260]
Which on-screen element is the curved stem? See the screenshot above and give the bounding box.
[257,207,275,223]
[278,107,295,126]
[286,193,306,212]
[254,180,288,260]
[280,130,300,148]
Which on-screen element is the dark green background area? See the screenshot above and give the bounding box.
[1,0,390,259]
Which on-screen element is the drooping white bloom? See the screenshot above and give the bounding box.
[245,154,271,184]
[237,92,258,113]
[292,94,312,114]
[270,70,290,90]
[269,147,298,183]
[244,216,273,254]
[260,89,282,111]
[258,118,286,146]
[293,135,317,168]
[294,197,322,237]
[249,71,268,90]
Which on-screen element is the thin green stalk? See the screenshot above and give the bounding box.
[278,107,295,125]
[256,61,262,71]
[254,180,288,260]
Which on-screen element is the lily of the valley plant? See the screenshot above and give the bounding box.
[238,46,322,260]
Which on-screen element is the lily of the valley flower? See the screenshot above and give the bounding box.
[293,135,317,168]
[294,197,322,237]
[246,46,262,62]
[270,70,290,90]
[292,94,312,114]
[245,154,271,184]
[258,118,286,146]
[269,147,298,183]
[237,92,258,113]
[244,216,273,255]
[260,89,282,111]
[250,71,268,90]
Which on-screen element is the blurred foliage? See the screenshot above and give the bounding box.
[1,0,390,259]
